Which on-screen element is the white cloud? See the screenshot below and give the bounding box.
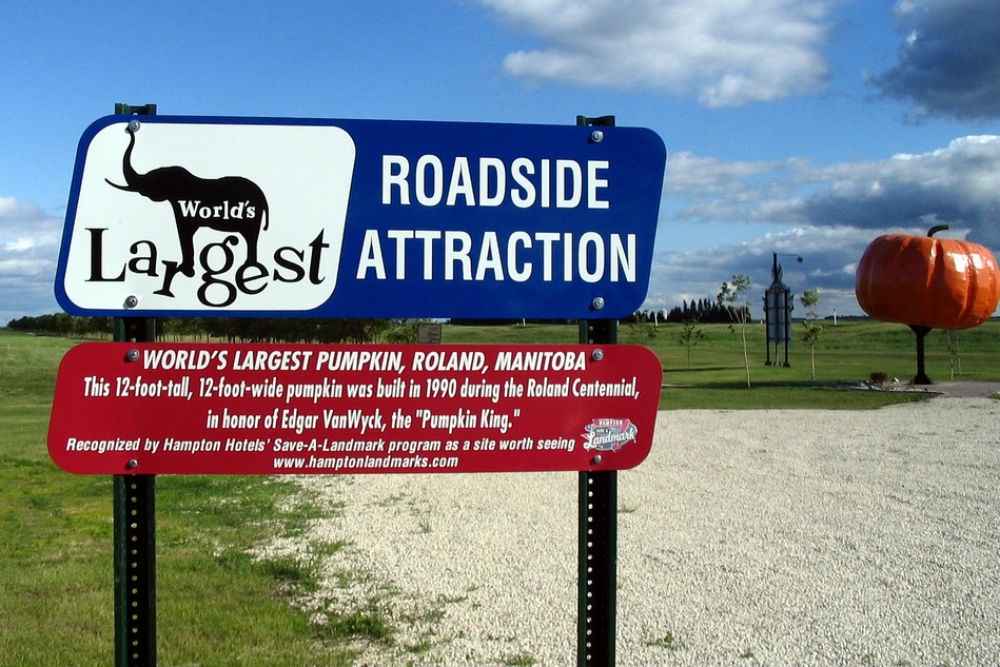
[0,197,62,323]
[650,225,879,318]
[666,152,798,195]
[790,136,1000,248]
[650,135,1000,316]
[4,237,41,252]
[0,257,55,275]
[874,0,1000,119]
[0,195,47,221]
[664,151,811,226]
[481,0,832,107]
[667,135,1000,247]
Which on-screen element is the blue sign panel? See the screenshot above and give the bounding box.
[56,115,665,319]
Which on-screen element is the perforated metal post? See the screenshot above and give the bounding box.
[113,102,158,667]
[113,316,157,667]
[576,112,619,667]
[114,471,156,667]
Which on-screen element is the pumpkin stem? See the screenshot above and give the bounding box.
[927,224,949,237]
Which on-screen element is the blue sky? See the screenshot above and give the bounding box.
[3,0,1000,324]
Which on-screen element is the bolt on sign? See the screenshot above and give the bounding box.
[48,343,663,475]
[55,116,666,319]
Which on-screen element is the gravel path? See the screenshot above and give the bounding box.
[262,396,1000,666]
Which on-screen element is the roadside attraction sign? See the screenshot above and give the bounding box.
[50,108,661,667]
[48,343,663,475]
[55,115,666,319]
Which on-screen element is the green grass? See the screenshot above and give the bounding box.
[0,329,358,666]
[442,319,1000,409]
[647,630,683,651]
[2,319,998,664]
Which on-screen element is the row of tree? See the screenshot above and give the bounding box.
[7,308,751,340]
[663,298,751,323]
[5,313,422,344]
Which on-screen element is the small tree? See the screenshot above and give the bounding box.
[626,314,658,343]
[677,317,704,370]
[799,289,824,381]
[717,274,753,388]
[945,330,962,379]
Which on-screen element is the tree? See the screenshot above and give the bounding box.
[944,330,962,380]
[717,274,753,388]
[799,289,824,381]
[677,317,704,370]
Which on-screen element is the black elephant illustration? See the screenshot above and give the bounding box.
[106,127,269,277]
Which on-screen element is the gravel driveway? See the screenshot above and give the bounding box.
[262,394,1000,666]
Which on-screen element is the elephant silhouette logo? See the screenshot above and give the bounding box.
[105,127,269,279]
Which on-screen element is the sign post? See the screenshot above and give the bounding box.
[111,102,158,667]
[576,114,620,667]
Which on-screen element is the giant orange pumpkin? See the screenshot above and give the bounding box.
[855,225,1000,330]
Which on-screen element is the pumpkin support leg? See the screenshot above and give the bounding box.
[909,324,933,385]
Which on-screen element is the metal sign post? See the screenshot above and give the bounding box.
[112,103,157,667]
[113,314,157,667]
[113,468,156,667]
[576,114,619,667]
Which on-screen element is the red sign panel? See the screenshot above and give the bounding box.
[48,343,662,475]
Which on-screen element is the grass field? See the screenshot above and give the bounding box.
[442,318,1000,408]
[1,320,997,665]
[0,330,361,666]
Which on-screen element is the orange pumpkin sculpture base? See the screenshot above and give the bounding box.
[855,225,1000,384]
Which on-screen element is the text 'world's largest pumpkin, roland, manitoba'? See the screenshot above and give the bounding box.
[855,225,1000,330]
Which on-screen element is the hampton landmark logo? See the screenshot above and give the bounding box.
[582,418,638,453]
